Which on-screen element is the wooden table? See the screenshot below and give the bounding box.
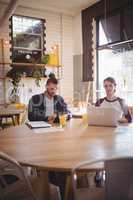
[0,108,24,126]
[0,119,133,199]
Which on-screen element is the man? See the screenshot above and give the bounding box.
[28,77,71,123]
[28,77,71,199]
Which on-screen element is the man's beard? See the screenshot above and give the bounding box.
[47,90,54,97]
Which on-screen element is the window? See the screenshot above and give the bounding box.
[98,13,121,46]
[97,46,133,106]
[11,15,45,64]
[97,9,133,106]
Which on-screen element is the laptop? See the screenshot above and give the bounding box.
[26,121,52,129]
[87,106,122,127]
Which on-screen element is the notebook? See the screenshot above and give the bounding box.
[33,127,64,134]
[87,106,122,127]
[26,121,52,129]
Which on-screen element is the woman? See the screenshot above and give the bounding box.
[95,77,132,186]
[95,77,132,123]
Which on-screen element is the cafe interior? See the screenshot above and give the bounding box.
[1,0,133,199]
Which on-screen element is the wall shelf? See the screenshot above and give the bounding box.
[0,77,6,79]
[12,62,61,68]
[0,62,61,68]
[6,77,47,80]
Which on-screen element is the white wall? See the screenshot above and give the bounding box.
[0,3,73,104]
[72,12,83,99]
[72,13,83,55]
[72,13,90,102]
[61,15,73,100]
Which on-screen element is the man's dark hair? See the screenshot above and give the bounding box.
[46,77,58,85]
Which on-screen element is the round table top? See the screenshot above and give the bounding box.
[0,119,133,171]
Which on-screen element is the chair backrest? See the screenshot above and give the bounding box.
[0,151,37,200]
[105,158,133,200]
[72,157,133,200]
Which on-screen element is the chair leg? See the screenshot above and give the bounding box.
[11,116,16,126]
[16,114,20,125]
[6,118,8,124]
[0,117,2,127]
[0,118,4,129]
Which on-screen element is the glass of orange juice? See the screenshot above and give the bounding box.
[15,103,25,109]
[81,105,88,125]
[59,114,67,127]
[82,113,88,124]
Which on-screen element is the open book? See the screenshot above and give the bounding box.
[26,121,52,129]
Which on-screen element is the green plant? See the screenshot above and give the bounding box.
[49,72,56,78]
[6,53,51,96]
[7,68,22,102]
[32,69,42,87]
[31,56,49,86]
[42,54,49,64]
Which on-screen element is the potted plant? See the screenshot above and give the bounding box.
[7,68,22,103]
[42,54,49,65]
[30,55,49,86]
[32,69,43,87]
[6,54,51,101]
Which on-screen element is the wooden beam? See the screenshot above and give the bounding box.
[0,0,19,28]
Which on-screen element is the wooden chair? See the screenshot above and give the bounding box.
[72,157,133,200]
[0,151,61,200]
[0,103,27,128]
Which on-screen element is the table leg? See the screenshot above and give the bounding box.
[39,170,50,200]
[11,116,16,126]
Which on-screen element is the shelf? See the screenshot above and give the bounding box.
[0,77,6,79]
[12,62,61,68]
[6,77,47,80]
[12,62,45,67]
[0,62,61,68]
[21,77,47,79]
[0,62,11,65]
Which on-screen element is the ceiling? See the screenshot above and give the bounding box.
[0,0,100,16]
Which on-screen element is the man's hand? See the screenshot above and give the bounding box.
[48,114,57,124]
[118,116,128,123]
